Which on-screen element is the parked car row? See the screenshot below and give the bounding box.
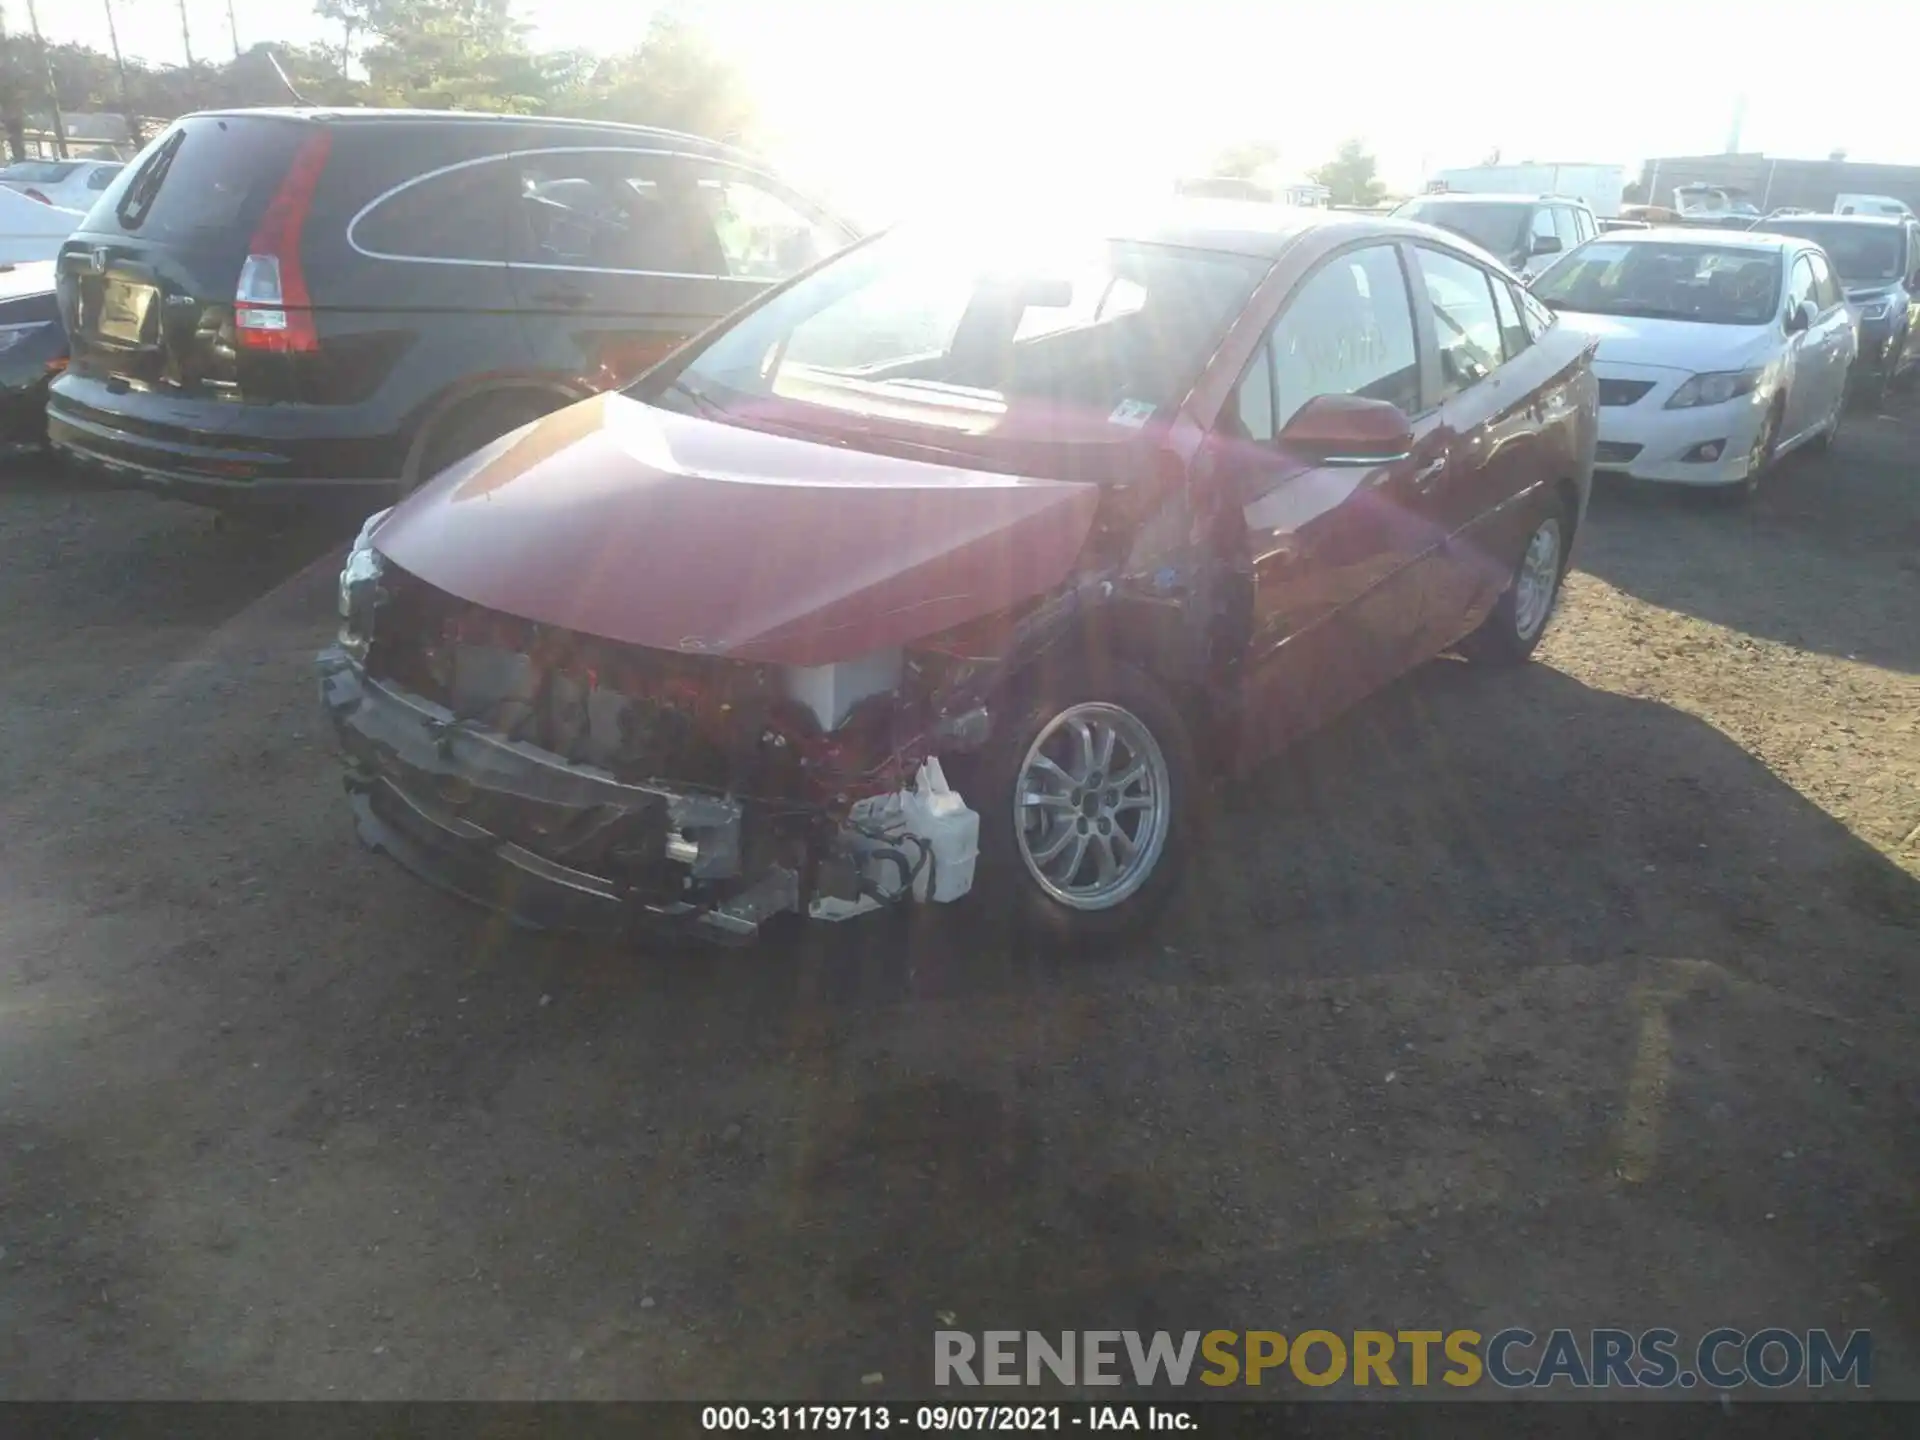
[318,200,1597,944]
[1395,189,1918,491]
[24,108,1903,949]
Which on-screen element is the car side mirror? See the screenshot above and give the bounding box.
[1784,301,1814,335]
[1530,235,1564,258]
[1276,394,1415,465]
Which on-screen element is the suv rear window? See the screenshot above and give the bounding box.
[99,115,309,241]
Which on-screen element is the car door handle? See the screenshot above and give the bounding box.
[532,286,589,307]
[1412,455,1448,488]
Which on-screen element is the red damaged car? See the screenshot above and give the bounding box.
[320,203,1597,944]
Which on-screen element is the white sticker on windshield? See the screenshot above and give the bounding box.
[1108,399,1157,428]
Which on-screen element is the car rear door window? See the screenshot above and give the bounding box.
[353,158,513,263]
[1265,243,1422,431]
[516,151,730,276]
[86,164,122,192]
[1550,206,1580,251]
[1413,246,1505,399]
[1528,207,1556,255]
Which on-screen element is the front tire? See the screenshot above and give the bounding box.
[1718,399,1782,505]
[1462,506,1567,665]
[970,664,1199,943]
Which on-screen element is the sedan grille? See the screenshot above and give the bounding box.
[1597,379,1656,407]
[1594,441,1643,465]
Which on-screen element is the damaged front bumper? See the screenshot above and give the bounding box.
[318,648,802,944]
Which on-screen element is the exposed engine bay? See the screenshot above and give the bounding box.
[323,544,999,943]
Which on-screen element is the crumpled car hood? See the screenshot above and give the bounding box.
[370,393,1102,667]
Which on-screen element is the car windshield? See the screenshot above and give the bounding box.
[1755,221,1905,282]
[1395,200,1529,256]
[644,222,1269,474]
[1531,241,1781,325]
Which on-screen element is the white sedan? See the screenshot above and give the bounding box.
[0,157,122,212]
[0,185,83,266]
[1529,229,1855,499]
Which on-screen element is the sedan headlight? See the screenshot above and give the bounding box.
[0,319,52,354]
[1856,299,1894,323]
[1664,368,1765,409]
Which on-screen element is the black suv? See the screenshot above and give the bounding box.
[48,109,856,509]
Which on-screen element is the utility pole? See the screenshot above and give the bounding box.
[228,0,242,60]
[179,0,196,69]
[102,0,141,149]
[22,0,65,158]
[0,6,18,161]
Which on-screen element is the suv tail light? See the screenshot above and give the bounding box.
[234,130,331,353]
[23,187,50,205]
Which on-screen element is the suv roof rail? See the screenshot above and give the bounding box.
[178,106,755,162]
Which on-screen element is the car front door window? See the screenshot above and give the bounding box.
[1528,208,1556,263]
[1267,243,1422,431]
[516,153,729,276]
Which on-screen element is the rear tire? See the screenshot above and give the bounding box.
[411,394,558,495]
[1461,504,1568,666]
[968,663,1199,945]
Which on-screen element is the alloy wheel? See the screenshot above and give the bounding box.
[1512,517,1563,642]
[1743,407,1780,496]
[1014,702,1172,911]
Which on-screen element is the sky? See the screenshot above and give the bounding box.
[26,0,1911,217]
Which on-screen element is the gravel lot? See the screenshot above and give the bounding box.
[2,400,1916,1400]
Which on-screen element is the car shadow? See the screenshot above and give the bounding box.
[1575,403,1920,673]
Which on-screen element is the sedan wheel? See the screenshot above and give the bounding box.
[1015,702,1172,912]
[1511,518,1562,644]
[969,664,1197,942]
[1731,403,1781,501]
[1462,508,1567,665]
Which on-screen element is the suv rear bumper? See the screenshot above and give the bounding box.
[47,378,402,509]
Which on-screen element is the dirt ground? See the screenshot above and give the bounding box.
[1,397,1916,1401]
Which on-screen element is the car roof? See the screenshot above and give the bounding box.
[1092,198,1444,260]
[1758,213,1909,228]
[1402,193,1562,206]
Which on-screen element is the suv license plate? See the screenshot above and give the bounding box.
[97,279,156,345]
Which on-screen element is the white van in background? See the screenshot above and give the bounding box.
[1835,194,1915,219]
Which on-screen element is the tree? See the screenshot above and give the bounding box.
[1312,139,1385,207]
[1211,140,1279,182]
[359,0,545,112]
[552,16,757,143]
